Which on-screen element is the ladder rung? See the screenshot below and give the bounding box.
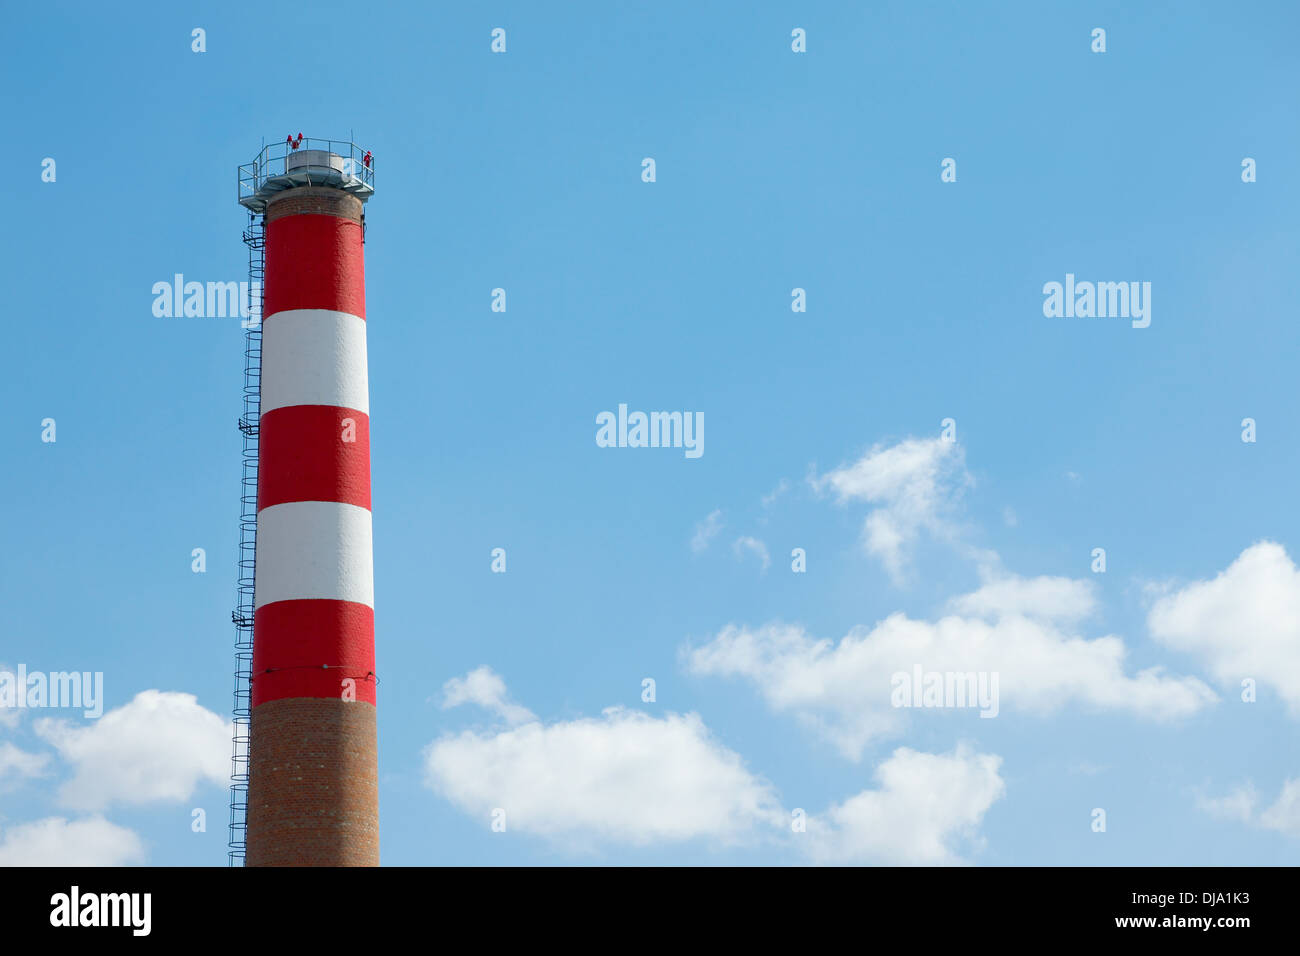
[229,210,266,867]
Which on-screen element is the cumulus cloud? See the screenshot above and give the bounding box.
[34,690,230,811]
[0,816,144,867]
[684,605,1215,760]
[1195,784,1257,823]
[950,573,1097,625]
[1148,542,1300,713]
[813,438,968,582]
[0,741,51,790]
[425,704,783,847]
[805,745,1005,865]
[733,536,771,571]
[427,670,1006,861]
[1259,780,1300,835]
[440,666,535,725]
[691,509,724,553]
[1197,778,1300,837]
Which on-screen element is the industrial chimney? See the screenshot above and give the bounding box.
[235,139,378,866]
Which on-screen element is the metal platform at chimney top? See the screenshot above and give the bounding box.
[238,136,375,213]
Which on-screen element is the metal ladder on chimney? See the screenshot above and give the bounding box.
[228,212,264,866]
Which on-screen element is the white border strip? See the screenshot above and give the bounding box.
[255,501,374,608]
[261,309,369,415]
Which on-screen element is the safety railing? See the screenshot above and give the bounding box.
[238,136,374,205]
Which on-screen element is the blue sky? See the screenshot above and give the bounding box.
[3,0,1299,865]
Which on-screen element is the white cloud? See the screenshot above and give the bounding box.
[440,666,535,725]
[35,690,230,811]
[1197,778,1300,837]
[732,536,771,571]
[1067,761,1110,777]
[950,573,1097,625]
[814,438,968,582]
[685,608,1215,760]
[425,704,782,847]
[761,479,790,509]
[805,745,1005,865]
[426,671,1006,860]
[691,509,723,553]
[0,816,144,867]
[1259,779,1300,835]
[1196,783,1257,823]
[1148,541,1300,713]
[0,741,51,790]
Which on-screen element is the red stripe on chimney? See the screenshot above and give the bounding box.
[252,600,376,705]
[263,214,366,319]
[258,405,371,510]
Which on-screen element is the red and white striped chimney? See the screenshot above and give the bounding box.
[244,145,377,866]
